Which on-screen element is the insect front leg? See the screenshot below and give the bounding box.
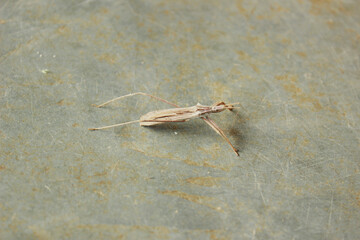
[201,116,239,156]
[212,101,236,111]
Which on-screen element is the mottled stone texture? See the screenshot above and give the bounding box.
[0,0,359,239]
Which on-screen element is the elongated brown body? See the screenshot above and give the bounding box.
[139,104,223,126]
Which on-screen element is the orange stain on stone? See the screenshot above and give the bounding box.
[160,190,225,212]
[309,0,346,15]
[276,74,323,111]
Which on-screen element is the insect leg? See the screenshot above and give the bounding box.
[212,101,236,111]
[96,92,180,108]
[226,102,243,111]
[88,120,141,131]
[89,93,181,131]
[141,119,187,122]
[201,116,239,156]
[212,101,243,111]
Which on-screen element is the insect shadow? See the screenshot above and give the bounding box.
[228,110,247,153]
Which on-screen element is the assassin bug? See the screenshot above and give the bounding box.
[89,92,240,156]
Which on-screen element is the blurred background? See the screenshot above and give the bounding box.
[0,0,359,239]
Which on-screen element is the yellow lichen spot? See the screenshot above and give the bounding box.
[236,50,251,61]
[160,190,225,212]
[295,51,307,58]
[250,63,260,73]
[99,8,109,14]
[309,0,346,15]
[275,74,297,82]
[236,0,249,18]
[95,53,118,65]
[281,38,291,45]
[192,43,205,51]
[186,177,223,187]
[276,74,323,111]
[56,99,74,106]
[56,25,71,36]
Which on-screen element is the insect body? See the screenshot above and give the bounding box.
[139,103,229,126]
[89,92,240,156]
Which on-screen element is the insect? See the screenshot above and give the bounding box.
[89,92,240,156]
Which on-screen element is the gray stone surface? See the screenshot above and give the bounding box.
[1,0,359,239]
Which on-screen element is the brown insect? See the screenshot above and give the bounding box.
[89,92,240,156]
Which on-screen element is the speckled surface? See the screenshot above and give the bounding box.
[1,0,360,239]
